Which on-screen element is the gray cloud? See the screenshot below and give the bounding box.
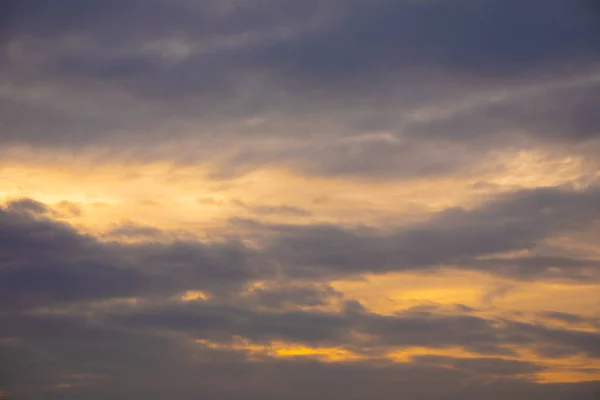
[406,79,600,144]
[1,194,600,398]
[3,292,599,399]
[538,311,588,324]
[232,199,311,217]
[101,221,166,240]
[411,354,546,376]
[241,282,342,310]
[2,1,600,398]
[2,184,599,314]
[7,0,594,89]
[267,184,600,278]
[0,0,598,182]
[3,297,600,399]
[0,199,267,311]
[3,322,598,400]
[6,298,600,400]
[100,299,600,361]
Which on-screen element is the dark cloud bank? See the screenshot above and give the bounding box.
[2,184,600,311]
[0,0,599,178]
[2,184,600,398]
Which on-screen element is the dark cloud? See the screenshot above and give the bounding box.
[241,282,342,310]
[3,295,599,399]
[0,203,138,310]
[411,355,546,376]
[0,0,318,45]
[7,0,594,88]
[102,299,600,361]
[267,185,600,279]
[0,200,267,311]
[3,320,599,400]
[1,195,599,397]
[2,184,599,316]
[3,184,596,316]
[505,320,600,358]
[4,198,49,215]
[0,0,598,181]
[0,200,102,271]
[406,79,600,145]
[538,311,588,324]
[250,0,598,87]
[468,256,600,281]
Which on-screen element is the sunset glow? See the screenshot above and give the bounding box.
[1,1,599,399]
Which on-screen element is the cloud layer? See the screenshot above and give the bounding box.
[1,0,600,398]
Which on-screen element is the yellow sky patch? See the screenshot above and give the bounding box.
[195,338,362,362]
[332,270,600,318]
[0,146,591,238]
[180,291,210,301]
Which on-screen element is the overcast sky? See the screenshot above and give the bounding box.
[1,1,600,399]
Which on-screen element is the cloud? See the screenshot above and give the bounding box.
[2,295,599,398]
[267,184,600,279]
[4,198,49,215]
[405,78,600,144]
[102,221,164,240]
[100,298,600,361]
[240,282,342,310]
[538,311,588,324]
[1,195,599,398]
[0,0,598,182]
[3,320,599,400]
[0,200,267,311]
[232,199,311,217]
[2,183,599,315]
[1,2,599,396]
[411,354,546,376]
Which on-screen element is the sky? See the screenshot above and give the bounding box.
[1,0,600,399]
